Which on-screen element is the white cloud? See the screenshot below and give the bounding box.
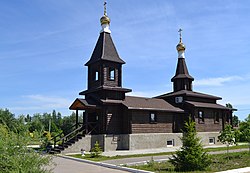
[194,76,244,86]
[11,95,72,113]
[24,95,71,108]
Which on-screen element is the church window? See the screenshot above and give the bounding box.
[95,71,99,81]
[198,110,204,123]
[214,111,219,123]
[150,113,156,123]
[108,68,115,80]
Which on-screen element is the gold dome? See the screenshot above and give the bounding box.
[100,15,110,25]
[176,42,185,51]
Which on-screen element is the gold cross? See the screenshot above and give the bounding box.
[178,28,183,42]
[104,0,107,16]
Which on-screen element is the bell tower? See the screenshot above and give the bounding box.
[80,1,131,100]
[171,29,194,92]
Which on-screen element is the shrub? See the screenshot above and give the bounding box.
[90,141,102,158]
[0,124,52,173]
[169,118,211,171]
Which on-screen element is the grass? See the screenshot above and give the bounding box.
[68,144,248,162]
[70,152,175,162]
[204,144,249,152]
[130,151,250,173]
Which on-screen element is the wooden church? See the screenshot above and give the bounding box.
[54,3,234,153]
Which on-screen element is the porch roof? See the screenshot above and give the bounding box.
[69,98,99,110]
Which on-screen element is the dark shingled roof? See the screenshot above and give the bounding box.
[171,58,194,81]
[85,32,125,65]
[122,96,184,112]
[156,90,222,100]
[79,86,132,95]
[185,101,230,110]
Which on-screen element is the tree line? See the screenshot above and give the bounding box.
[0,108,83,144]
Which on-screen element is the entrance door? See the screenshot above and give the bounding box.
[87,112,100,134]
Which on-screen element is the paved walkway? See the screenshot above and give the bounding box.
[216,167,250,173]
[51,156,129,173]
[53,147,249,173]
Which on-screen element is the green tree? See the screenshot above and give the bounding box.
[218,125,236,159]
[169,118,211,171]
[28,114,44,133]
[232,115,239,127]
[61,112,76,135]
[90,141,102,158]
[0,124,52,173]
[237,115,250,142]
[226,103,233,108]
[0,109,18,132]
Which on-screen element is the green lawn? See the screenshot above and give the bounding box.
[70,152,174,162]
[69,144,248,162]
[130,151,250,173]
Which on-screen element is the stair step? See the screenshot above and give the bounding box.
[49,132,86,154]
[59,144,69,148]
[56,146,65,150]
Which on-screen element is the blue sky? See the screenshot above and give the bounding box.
[1,0,250,120]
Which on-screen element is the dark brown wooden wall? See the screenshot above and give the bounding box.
[130,110,174,133]
[103,62,121,87]
[194,108,223,132]
[105,105,123,134]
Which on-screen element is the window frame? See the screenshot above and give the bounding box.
[198,110,204,124]
[149,112,157,123]
[167,139,174,147]
[94,71,99,81]
[214,111,220,124]
[108,67,115,81]
[209,137,215,145]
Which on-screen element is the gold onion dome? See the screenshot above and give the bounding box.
[176,41,185,51]
[100,15,110,25]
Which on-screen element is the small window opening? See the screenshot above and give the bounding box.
[209,137,215,144]
[167,139,174,147]
[214,111,219,123]
[150,113,156,123]
[109,68,115,80]
[95,71,99,81]
[198,110,204,123]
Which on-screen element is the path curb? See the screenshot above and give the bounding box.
[56,155,154,173]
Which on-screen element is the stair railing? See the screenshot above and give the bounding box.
[52,124,86,148]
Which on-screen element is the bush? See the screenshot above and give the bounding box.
[0,124,52,173]
[90,141,102,158]
[169,118,211,171]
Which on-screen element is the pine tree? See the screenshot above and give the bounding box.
[90,141,102,158]
[170,118,211,171]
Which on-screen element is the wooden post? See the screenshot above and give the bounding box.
[85,111,88,134]
[76,109,78,129]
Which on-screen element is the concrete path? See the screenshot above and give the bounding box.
[216,167,250,173]
[52,156,129,173]
[102,148,249,166]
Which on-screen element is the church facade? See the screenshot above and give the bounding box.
[68,7,234,152]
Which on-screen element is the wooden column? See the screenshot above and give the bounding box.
[85,111,88,134]
[76,109,78,129]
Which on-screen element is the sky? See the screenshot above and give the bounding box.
[1,0,250,120]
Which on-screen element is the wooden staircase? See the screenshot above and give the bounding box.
[48,125,86,154]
